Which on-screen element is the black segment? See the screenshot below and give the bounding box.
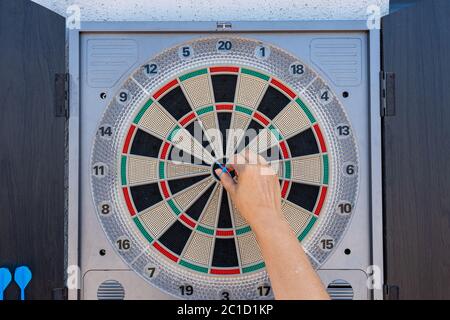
[168,174,210,195]
[217,112,232,155]
[185,121,215,157]
[217,190,233,228]
[212,238,239,268]
[185,184,216,220]
[158,221,192,255]
[235,119,263,153]
[286,128,320,157]
[158,86,191,120]
[168,146,208,166]
[130,183,163,212]
[212,75,237,102]
[257,86,291,120]
[130,129,162,158]
[260,145,282,162]
[287,182,320,212]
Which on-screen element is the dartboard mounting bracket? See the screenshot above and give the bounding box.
[67,20,383,300]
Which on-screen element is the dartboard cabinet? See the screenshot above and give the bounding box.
[65,21,383,300]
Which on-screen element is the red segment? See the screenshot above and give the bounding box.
[279,141,289,158]
[313,124,327,153]
[160,142,171,159]
[122,125,136,154]
[216,229,234,237]
[160,181,170,198]
[270,78,296,99]
[216,104,234,111]
[253,112,270,126]
[153,79,178,100]
[210,66,239,73]
[180,214,196,228]
[153,242,179,262]
[314,186,328,216]
[210,268,240,275]
[281,181,290,198]
[179,112,196,126]
[122,187,136,216]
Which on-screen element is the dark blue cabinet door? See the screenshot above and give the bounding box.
[0,0,65,300]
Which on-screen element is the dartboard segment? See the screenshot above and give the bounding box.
[91,36,359,300]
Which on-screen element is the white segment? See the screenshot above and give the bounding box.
[291,155,322,185]
[173,177,214,211]
[166,161,210,179]
[171,128,215,164]
[246,128,279,155]
[237,232,263,265]
[226,113,250,158]
[139,202,176,238]
[127,156,159,185]
[236,74,267,109]
[199,113,223,158]
[273,101,310,138]
[281,200,312,234]
[139,102,176,138]
[182,74,213,109]
[199,185,221,227]
[183,232,213,265]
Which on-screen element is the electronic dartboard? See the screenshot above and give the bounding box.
[70,22,383,300]
[88,36,359,300]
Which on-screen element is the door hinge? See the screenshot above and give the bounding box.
[52,287,68,300]
[216,21,232,31]
[55,73,70,118]
[380,71,396,117]
[383,284,399,300]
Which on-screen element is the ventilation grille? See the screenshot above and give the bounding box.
[97,280,125,300]
[310,38,362,87]
[327,279,354,300]
[87,39,138,88]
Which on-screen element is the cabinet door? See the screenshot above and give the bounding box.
[383,0,450,299]
[0,0,66,300]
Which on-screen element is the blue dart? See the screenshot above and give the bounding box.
[0,268,12,300]
[14,266,32,300]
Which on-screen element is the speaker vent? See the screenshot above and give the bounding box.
[327,279,354,300]
[97,280,125,300]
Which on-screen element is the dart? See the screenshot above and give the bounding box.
[0,268,12,301]
[14,266,32,301]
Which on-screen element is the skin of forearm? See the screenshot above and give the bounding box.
[252,215,330,300]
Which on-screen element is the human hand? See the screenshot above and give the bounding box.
[215,150,285,232]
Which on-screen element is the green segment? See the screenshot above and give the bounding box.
[179,68,208,82]
[284,161,291,179]
[167,199,181,215]
[243,262,266,273]
[322,155,329,185]
[236,226,252,235]
[159,162,165,179]
[167,125,180,142]
[241,68,270,81]
[196,106,214,115]
[235,105,253,115]
[121,156,127,186]
[197,225,214,235]
[296,98,316,124]
[269,125,282,141]
[180,260,209,273]
[133,99,153,124]
[298,216,317,242]
[133,217,154,243]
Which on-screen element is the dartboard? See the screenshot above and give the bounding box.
[90,36,359,300]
